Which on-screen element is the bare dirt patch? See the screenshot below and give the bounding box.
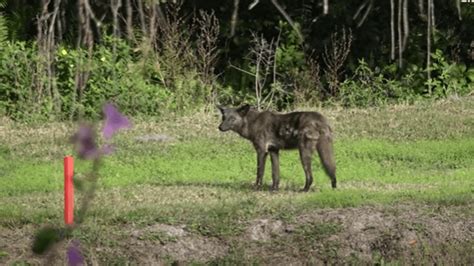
[1,203,472,264]
[237,203,474,264]
[126,223,228,264]
[246,219,285,242]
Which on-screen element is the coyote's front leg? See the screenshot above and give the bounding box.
[270,150,280,190]
[255,149,267,189]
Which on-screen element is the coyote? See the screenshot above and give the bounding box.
[218,104,336,192]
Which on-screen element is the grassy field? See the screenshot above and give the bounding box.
[0,97,473,264]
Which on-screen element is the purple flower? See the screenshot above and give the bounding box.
[71,124,99,160]
[67,240,84,266]
[102,103,131,139]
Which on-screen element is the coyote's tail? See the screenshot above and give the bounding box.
[316,131,337,189]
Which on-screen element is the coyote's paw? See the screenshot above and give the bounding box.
[253,183,263,191]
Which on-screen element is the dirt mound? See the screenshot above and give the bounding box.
[238,204,474,264]
[246,219,284,242]
[1,203,472,264]
[128,223,228,264]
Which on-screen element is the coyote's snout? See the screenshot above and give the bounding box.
[218,104,336,192]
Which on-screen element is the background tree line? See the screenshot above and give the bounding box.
[0,0,473,121]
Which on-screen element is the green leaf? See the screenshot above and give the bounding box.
[0,14,7,44]
[32,226,67,254]
[466,68,474,82]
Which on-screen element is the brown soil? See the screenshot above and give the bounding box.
[238,203,474,265]
[1,203,472,265]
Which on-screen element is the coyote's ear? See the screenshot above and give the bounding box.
[237,104,250,116]
[217,105,225,114]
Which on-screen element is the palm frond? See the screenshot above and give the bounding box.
[0,0,6,43]
[0,15,7,43]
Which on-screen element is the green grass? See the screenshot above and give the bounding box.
[1,137,472,197]
[0,97,473,264]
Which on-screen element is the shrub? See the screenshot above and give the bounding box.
[339,59,401,107]
[0,41,41,120]
[426,49,474,97]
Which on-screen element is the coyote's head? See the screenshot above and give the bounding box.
[217,104,251,132]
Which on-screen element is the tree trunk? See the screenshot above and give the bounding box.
[402,0,409,50]
[270,0,303,42]
[427,0,432,94]
[230,0,240,36]
[430,0,435,29]
[390,0,395,60]
[125,0,134,41]
[137,0,147,35]
[418,0,424,14]
[456,0,462,20]
[356,0,372,28]
[149,3,157,47]
[456,0,461,21]
[398,0,402,68]
[111,0,122,38]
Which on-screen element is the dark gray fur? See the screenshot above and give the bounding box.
[218,104,337,191]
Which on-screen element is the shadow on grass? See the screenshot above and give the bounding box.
[147,180,318,193]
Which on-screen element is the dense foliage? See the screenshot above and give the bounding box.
[0,0,473,120]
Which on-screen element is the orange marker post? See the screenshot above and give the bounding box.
[64,156,74,225]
